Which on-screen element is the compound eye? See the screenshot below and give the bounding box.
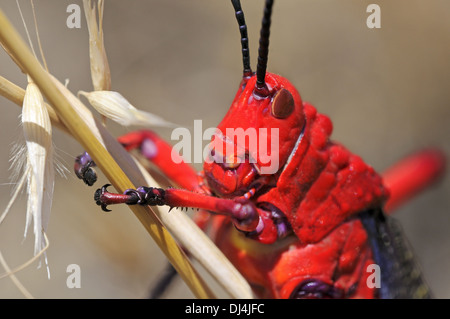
[271,88,295,119]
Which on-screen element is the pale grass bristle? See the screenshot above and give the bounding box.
[8,142,27,191]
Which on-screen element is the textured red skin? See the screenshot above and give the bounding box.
[211,215,375,298]
[201,73,386,298]
[116,72,444,298]
[207,73,389,244]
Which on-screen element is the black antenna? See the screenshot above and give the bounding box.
[255,0,274,97]
[231,0,252,78]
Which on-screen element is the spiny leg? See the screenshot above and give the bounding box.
[95,184,262,234]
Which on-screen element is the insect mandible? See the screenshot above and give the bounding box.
[74,0,445,299]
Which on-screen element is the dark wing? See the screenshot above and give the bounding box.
[359,209,432,299]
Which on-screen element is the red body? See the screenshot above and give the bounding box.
[201,73,387,298]
[69,0,447,300]
[109,70,445,298]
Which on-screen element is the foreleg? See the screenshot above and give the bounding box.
[94,184,279,243]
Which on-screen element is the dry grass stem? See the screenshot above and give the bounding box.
[0,250,34,298]
[0,8,253,299]
[0,9,213,299]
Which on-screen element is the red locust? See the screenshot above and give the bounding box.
[74,0,445,298]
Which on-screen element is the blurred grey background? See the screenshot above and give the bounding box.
[0,0,448,298]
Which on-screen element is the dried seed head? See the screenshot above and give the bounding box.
[78,90,175,127]
[83,0,111,91]
[21,76,54,268]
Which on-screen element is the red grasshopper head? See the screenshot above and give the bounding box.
[203,73,305,198]
[203,0,306,198]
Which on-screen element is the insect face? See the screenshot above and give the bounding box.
[203,73,306,198]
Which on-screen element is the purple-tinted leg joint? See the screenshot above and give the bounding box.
[94,184,166,212]
[229,197,259,231]
[134,186,166,206]
[74,151,97,186]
